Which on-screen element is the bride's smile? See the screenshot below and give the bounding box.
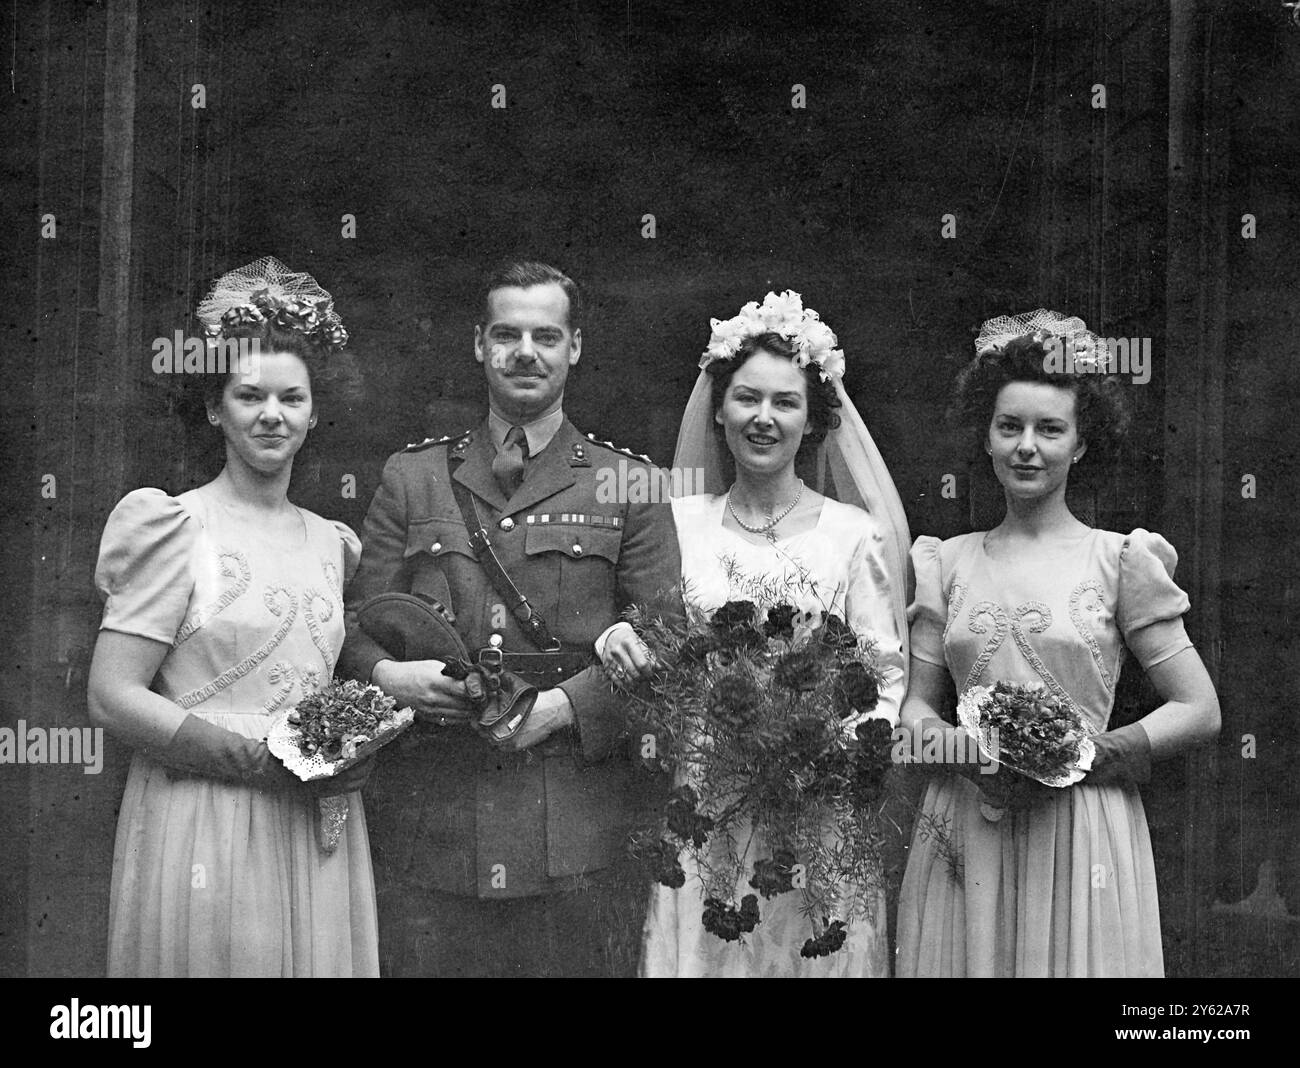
[714,350,811,476]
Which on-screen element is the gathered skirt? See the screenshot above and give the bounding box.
[107,713,379,977]
[896,774,1163,977]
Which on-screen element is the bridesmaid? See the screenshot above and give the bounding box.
[88,257,378,976]
[895,311,1220,977]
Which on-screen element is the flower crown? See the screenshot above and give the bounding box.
[975,308,1106,370]
[700,290,845,382]
[197,256,349,350]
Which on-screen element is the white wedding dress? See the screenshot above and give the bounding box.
[639,493,906,978]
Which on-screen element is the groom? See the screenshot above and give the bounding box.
[339,260,679,977]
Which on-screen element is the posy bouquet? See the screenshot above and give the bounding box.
[267,678,414,853]
[956,680,1095,787]
[621,574,896,960]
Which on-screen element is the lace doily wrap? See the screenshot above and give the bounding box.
[267,706,415,853]
[197,255,348,347]
[974,308,1101,358]
[955,686,1095,788]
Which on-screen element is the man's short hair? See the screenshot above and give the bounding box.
[479,260,581,331]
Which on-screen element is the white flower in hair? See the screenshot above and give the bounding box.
[759,289,804,330]
[700,289,845,381]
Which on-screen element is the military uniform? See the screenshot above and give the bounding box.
[339,415,680,976]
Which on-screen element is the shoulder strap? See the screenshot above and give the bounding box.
[447,455,561,653]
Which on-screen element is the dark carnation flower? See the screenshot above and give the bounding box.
[749,849,797,899]
[816,613,859,652]
[835,661,880,717]
[665,785,714,848]
[854,717,894,751]
[763,604,798,641]
[650,839,686,889]
[702,895,761,942]
[711,600,765,651]
[800,919,848,959]
[787,713,833,766]
[851,718,894,801]
[712,600,758,630]
[708,672,763,731]
[774,649,823,692]
[676,631,720,664]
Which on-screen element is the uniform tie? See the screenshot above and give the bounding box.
[492,425,529,498]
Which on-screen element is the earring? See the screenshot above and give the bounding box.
[208,414,219,425]
[1072,456,1080,464]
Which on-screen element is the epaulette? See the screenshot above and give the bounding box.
[405,430,471,453]
[584,432,655,465]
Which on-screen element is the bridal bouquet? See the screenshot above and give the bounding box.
[956,680,1095,787]
[268,678,415,853]
[620,571,897,959]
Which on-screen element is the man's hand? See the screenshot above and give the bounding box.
[598,621,655,684]
[505,687,574,751]
[372,658,476,725]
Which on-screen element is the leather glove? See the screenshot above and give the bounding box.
[441,658,539,747]
[153,714,301,792]
[1083,721,1152,786]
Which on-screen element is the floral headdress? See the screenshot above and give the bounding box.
[974,308,1107,370]
[197,255,349,349]
[700,290,845,382]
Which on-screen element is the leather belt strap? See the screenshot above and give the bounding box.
[448,456,562,652]
[498,649,595,684]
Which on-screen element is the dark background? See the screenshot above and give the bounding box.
[2,0,1297,976]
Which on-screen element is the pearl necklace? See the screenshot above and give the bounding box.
[726,480,804,543]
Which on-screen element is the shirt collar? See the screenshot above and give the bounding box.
[488,407,565,455]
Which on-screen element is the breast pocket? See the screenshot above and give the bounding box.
[403,516,476,622]
[522,523,622,636]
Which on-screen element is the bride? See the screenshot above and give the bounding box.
[600,291,911,977]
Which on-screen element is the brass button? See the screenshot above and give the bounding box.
[488,633,504,649]
[430,541,442,553]
[572,542,583,557]
[499,517,515,531]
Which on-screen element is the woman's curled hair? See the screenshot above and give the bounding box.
[951,333,1132,475]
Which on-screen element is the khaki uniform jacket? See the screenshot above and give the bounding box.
[339,416,680,898]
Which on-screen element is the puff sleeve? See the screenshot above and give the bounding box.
[94,488,197,644]
[1117,529,1193,670]
[908,535,947,667]
[844,516,907,725]
[331,520,363,587]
